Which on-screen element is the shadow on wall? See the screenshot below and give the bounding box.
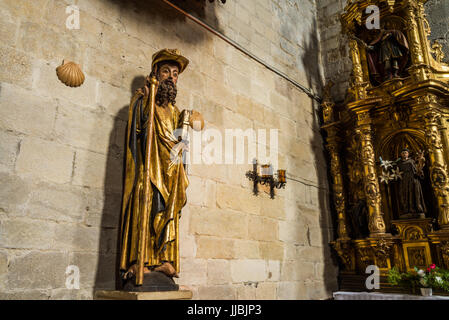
[93,76,145,293]
[105,0,223,36]
[425,0,449,64]
[301,19,340,296]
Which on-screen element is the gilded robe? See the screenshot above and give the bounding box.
[119,89,188,275]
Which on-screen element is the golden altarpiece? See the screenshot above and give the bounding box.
[321,0,449,291]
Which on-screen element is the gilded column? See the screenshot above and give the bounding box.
[325,126,350,240]
[424,110,449,229]
[439,120,449,170]
[404,0,429,81]
[321,89,350,240]
[349,39,367,100]
[415,1,431,66]
[355,111,387,236]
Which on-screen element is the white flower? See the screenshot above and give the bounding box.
[417,269,425,277]
[391,167,403,180]
[380,157,394,170]
[380,171,392,184]
[436,276,443,284]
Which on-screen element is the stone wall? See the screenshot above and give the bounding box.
[425,0,449,63]
[0,0,337,299]
[316,0,351,102]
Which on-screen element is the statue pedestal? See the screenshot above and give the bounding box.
[392,218,433,271]
[94,290,193,300]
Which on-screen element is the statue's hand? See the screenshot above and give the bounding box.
[189,110,205,131]
[177,140,189,153]
[169,140,189,167]
[171,140,189,157]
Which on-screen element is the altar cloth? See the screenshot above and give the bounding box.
[333,291,449,300]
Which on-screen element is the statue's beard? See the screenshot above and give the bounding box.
[155,78,177,106]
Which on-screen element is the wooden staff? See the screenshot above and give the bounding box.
[136,75,158,286]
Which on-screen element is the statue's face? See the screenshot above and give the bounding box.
[401,150,409,159]
[157,63,179,85]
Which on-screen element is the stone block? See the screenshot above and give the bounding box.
[0,7,19,48]
[187,176,208,207]
[255,282,277,300]
[52,223,101,253]
[85,189,122,228]
[0,0,51,24]
[262,107,281,131]
[260,196,285,220]
[236,284,256,299]
[0,83,56,139]
[196,236,235,259]
[0,289,50,300]
[248,216,278,241]
[190,207,248,240]
[305,280,333,300]
[17,21,83,64]
[259,241,284,261]
[267,260,281,282]
[197,285,236,300]
[0,250,7,275]
[224,67,252,96]
[206,78,237,111]
[207,259,231,285]
[7,251,68,290]
[0,130,20,169]
[50,288,82,300]
[216,184,260,215]
[278,220,306,245]
[277,281,307,300]
[54,101,115,154]
[85,47,126,89]
[70,252,116,290]
[0,45,33,87]
[72,149,107,190]
[26,182,87,223]
[213,37,233,66]
[296,246,326,263]
[188,163,228,184]
[179,255,208,286]
[280,260,315,282]
[97,80,132,119]
[250,82,270,109]
[0,218,55,250]
[230,259,267,283]
[233,240,260,259]
[0,172,30,214]
[180,234,197,259]
[16,137,74,184]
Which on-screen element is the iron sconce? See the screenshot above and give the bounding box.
[245,160,286,199]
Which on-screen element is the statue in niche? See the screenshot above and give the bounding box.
[379,148,427,219]
[364,22,410,83]
[395,148,426,219]
[119,49,204,290]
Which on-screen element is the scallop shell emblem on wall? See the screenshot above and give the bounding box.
[56,60,85,87]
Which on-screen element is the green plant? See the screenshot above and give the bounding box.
[387,264,449,294]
